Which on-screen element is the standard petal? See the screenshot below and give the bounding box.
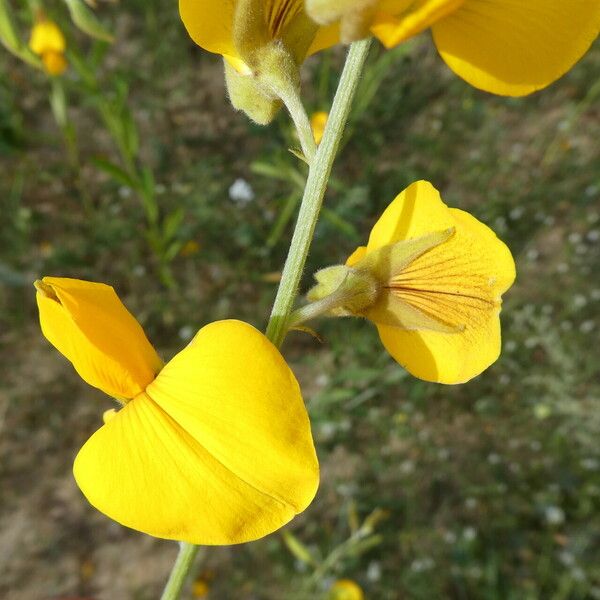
[366,180,455,250]
[432,0,600,96]
[36,277,162,400]
[74,320,319,545]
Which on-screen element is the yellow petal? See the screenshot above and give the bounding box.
[432,0,600,96]
[307,22,341,55]
[179,0,238,59]
[35,277,162,400]
[29,20,66,56]
[358,181,515,384]
[329,579,365,600]
[42,51,68,76]
[74,320,319,545]
[310,111,328,144]
[366,180,454,250]
[346,246,367,267]
[371,0,463,48]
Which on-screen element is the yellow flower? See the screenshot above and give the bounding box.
[180,239,201,257]
[306,0,600,96]
[311,111,328,144]
[35,277,319,544]
[192,578,210,598]
[307,181,516,384]
[179,0,318,72]
[29,19,68,76]
[179,0,327,124]
[329,579,365,600]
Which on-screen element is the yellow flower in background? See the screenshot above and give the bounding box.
[308,181,515,384]
[310,111,328,144]
[329,579,365,600]
[35,277,319,544]
[192,578,210,598]
[306,0,600,96]
[29,18,68,76]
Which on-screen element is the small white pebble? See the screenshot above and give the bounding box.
[465,497,478,509]
[178,325,195,341]
[526,248,539,261]
[587,229,600,242]
[229,178,255,205]
[568,232,583,244]
[580,320,596,334]
[544,506,565,525]
[487,453,501,465]
[509,207,524,220]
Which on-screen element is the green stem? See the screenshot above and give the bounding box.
[266,39,372,347]
[289,284,351,327]
[160,542,200,600]
[275,82,317,164]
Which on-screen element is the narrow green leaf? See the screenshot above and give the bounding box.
[63,0,114,43]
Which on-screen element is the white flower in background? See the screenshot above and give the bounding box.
[229,178,255,205]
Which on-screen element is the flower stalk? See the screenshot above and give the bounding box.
[160,543,200,600]
[266,38,372,347]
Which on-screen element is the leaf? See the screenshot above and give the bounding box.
[281,531,317,566]
[92,157,136,188]
[162,208,185,242]
[0,0,41,68]
[64,0,114,43]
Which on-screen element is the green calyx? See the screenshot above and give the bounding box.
[224,58,283,126]
[224,42,301,126]
[303,265,380,319]
[224,0,318,127]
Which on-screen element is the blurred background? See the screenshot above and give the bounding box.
[1,2,599,599]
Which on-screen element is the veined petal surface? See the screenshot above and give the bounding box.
[74,320,319,544]
[359,181,515,384]
[432,0,600,96]
[36,277,162,400]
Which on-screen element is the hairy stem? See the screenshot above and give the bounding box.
[266,39,372,346]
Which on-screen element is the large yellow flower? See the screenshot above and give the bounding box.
[306,0,600,96]
[35,277,319,544]
[307,181,515,384]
